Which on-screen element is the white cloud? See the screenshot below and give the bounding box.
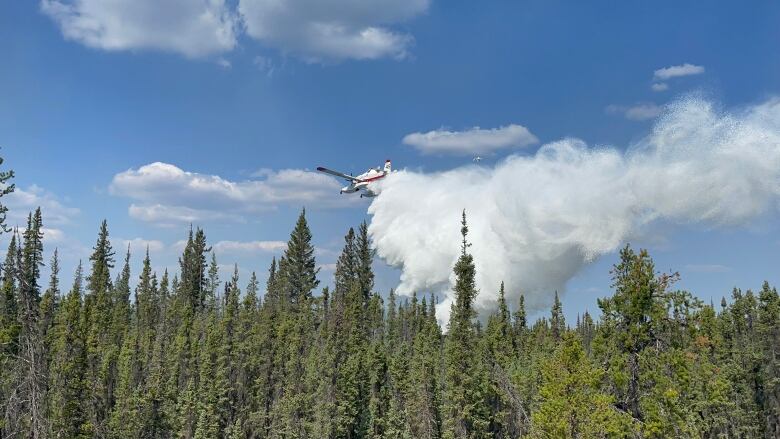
[653,63,705,81]
[113,237,166,255]
[40,0,238,58]
[238,0,430,61]
[128,203,241,226]
[651,83,669,92]
[171,239,189,253]
[16,226,66,244]
[110,162,352,226]
[606,103,663,121]
[213,240,287,254]
[318,263,338,272]
[5,184,80,227]
[42,227,66,243]
[40,0,430,63]
[403,124,539,155]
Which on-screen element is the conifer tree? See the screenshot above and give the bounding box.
[251,258,280,436]
[135,248,158,372]
[596,245,669,422]
[442,211,490,438]
[550,291,565,342]
[484,282,521,437]
[48,262,89,438]
[234,271,259,436]
[0,232,19,354]
[83,219,116,435]
[0,232,19,436]
[758,281,780,436]
[270,210,320,435]
[485,282,513,368]
[38,247,59,425]
[180,227,209,313]
[407,293,442,439]
[532,333,631,437]
[512,294,526,353]
[7,209,47,437]
[281,209,319,305]
[356,221,375,302]
[39,248,59,350]
[0,205,774,438]
[0,153,13,233]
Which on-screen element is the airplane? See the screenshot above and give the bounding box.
[316,160,392,198]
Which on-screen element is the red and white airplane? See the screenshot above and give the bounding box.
[317,160,392,198]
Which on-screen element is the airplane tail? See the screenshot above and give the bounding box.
[384,159,392,173]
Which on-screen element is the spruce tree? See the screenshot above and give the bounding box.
[550,291,565,342]
[408,293,442,439]
[0,232,19,354]
[356,221,375,302]
[251,258,280,436]
[596,245,668,422]
[0,232,19,437]
[84,219,116,436]
[758,281,780,436]
[10,209,47,437]
[48,262,89,438]
[484,282,520,437]
[532,333,631,437]
[280,209,319,305]
[442,211,490,438]
[39,248,59,348]
[179,227,209,313]
[0,153,13,233]
[0,202,772,438]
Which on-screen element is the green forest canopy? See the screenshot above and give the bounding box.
[0,204,778,438]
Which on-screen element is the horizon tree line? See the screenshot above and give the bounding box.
[0,160,778,437]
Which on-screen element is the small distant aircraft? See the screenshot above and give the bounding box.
[317,160,392,198]
[473,156,483,163]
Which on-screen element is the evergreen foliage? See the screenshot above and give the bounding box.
[1,207,778,439]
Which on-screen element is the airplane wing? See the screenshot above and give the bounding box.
[316,166,364,182]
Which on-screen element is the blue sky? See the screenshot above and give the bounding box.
[1,0,779,322]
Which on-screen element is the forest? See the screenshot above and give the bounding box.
[1,195,780,437]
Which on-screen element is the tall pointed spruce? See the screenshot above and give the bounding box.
[442,210,490,439]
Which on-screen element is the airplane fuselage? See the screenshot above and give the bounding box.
[319,160,392,198]
[340,168,386,197]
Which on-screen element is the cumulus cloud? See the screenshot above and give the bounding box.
[318,263,338,272]
[40,0,430,62]
[368,97,780,325]
[651,83,669,92]
[213,240,287,254]
[16,226,66,244]
[40,0,238,58]
[238,0,429,61]
[653,63,705,81]
[41,227,66,243]
[110,162,352,226]
[606,103,663,121]
[128,203,241,227]
[113,237,166,255]
[5,184,80,226]
[403,124,539,155]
